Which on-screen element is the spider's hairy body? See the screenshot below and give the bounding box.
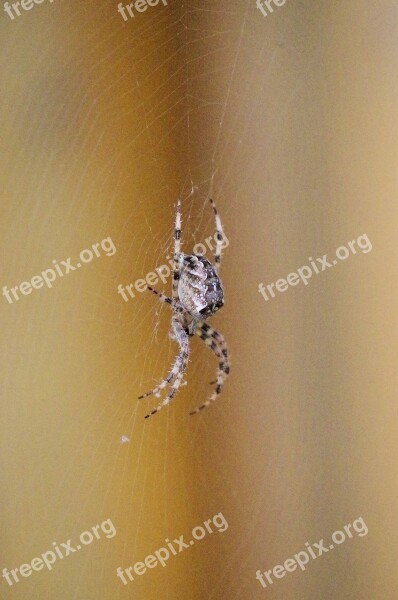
[178,254,224,335]
[139,197,230,418]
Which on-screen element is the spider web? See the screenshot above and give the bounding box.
[0,1,333,599]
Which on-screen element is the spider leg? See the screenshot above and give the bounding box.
[146,286,182,313]
[209,198,225,269]
[189,321,230,415]
[138,356,180,400]
[172,198,183,301]
[144,316,189,419]
[147,286,172,305]
[202,325,230,384]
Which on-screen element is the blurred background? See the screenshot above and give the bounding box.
[1,0,398,598]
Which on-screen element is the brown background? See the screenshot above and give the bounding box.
[1,0,398,598]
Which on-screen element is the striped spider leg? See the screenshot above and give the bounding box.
[189,321,230,415]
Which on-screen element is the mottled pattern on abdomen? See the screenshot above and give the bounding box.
[178,254,224,319]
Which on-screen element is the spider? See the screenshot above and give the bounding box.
[139,197,230,419]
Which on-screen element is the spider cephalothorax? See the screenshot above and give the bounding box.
[139,197,230,418]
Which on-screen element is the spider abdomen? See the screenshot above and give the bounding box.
[178,254,224,320]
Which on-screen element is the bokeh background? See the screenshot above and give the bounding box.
[1,0,398,598]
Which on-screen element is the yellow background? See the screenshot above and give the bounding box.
[1,1,398,598]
